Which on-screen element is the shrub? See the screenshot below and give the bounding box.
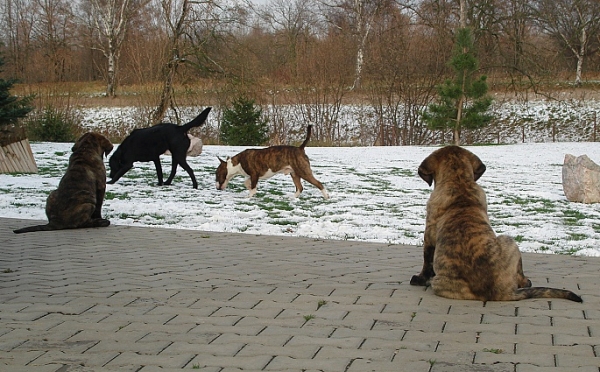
[220,96,269,145]
[25,105,81,142]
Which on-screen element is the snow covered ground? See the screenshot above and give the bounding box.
[3,141,600,256]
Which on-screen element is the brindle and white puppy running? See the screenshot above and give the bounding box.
[410,145,582,302]
[14,133,114,234]
[216,125,329,199]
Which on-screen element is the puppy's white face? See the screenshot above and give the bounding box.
[215,158,245,190]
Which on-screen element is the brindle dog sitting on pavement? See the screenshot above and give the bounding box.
[410,145,582,302]
[14,132,114,234]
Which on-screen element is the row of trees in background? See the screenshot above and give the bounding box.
[1,0,600,145]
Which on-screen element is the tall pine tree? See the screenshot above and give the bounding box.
[423,28,493,145]
[0,56,33,146]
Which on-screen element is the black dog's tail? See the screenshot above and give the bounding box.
[181,107,212,132]
[299,125,312,149]
[14,224,53,234]
[511,287,583,302]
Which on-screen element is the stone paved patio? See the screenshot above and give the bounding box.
[1,217,599,371]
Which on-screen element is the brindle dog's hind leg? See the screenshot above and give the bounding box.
[431,276,481,301]
[67,203,109,229]
[83,218,111,228]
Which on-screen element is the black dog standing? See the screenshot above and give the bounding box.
[108,107,211,189]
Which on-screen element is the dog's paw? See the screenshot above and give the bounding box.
[107,179,116,184]
[96,218,111,227]
[410,275,429,286]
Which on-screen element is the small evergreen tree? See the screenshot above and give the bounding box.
[0,56,33,145]
[220,96,269,146]
[422,28,493,145]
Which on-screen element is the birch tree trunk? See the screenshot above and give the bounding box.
[89,0,136,98]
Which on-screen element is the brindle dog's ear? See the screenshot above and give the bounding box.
[103,137,114,157]
[418,158,434,186]
[470,154,486,181]
[95,133,114,157]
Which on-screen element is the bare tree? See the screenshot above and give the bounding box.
[293,30,352,145]
[151,0,192,124]
[0,0,37,78]
[151,0,233,124]
[321,0,389,90]
[33,0,78,81]
[260,0,320,79]
[84,0,148,97]
[497,0,530,70]
[531,0,600,85]
[367,6,440,145]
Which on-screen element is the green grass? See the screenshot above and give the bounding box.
[558,247,582,255]
[270,219,298,226]
[562,210,587,226]
[104,191,130,200]
[563,209,587,219]
[501,195,556,210]
[389,168,414,177]
[483,348,503,354]
[568,233,587,241]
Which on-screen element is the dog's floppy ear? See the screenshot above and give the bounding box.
[470,153,486,181]
[89,132,114,157]
[418,157,434,186]
[102,137,114,158]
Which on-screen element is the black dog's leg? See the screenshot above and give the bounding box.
[178,161,198,189]
[107,164,133,184]
[167,150,197,188]
[153,159,164,186]
[164,157,178,186]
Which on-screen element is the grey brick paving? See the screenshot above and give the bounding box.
[1,217,599,372]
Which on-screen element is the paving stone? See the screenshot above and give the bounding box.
[516,365,599,372]
[2,217,598,371]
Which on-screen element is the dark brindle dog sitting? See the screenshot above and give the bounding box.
[410,145,582,302]
[14,133,114,234]
[108,107,211,189]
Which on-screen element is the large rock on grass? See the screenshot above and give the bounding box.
[164,134,203,157]
[562,154,600,203]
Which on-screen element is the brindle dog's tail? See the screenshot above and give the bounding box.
[299,125,313,149]
[512,287,582,302]
[13,224,53,234]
